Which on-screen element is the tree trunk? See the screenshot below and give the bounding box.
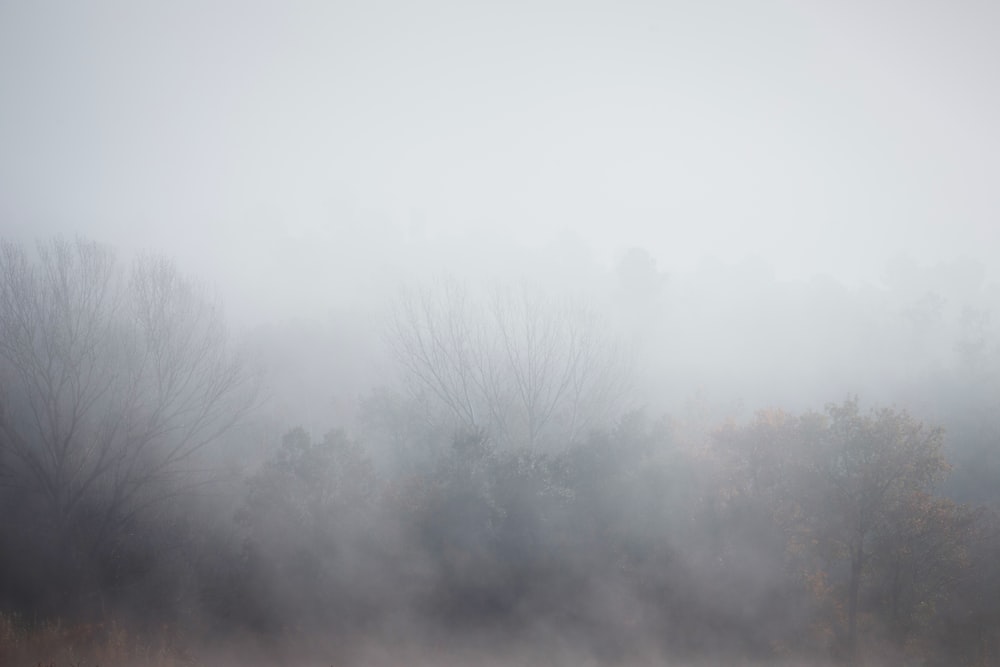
[847,545,863,664]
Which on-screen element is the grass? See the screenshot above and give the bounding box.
[0,612,194,667]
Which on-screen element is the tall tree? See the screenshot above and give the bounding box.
[0,237,257,607]
[802,399,949,661]
[868,491,973,647]
[387,279,630,449]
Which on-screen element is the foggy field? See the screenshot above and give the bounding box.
[3,1,1000,666]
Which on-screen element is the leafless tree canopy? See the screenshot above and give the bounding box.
[0,238,257,552]
[388,279,631,448]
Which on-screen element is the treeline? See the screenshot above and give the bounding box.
[1,237,999,666]
[208,404,999,665]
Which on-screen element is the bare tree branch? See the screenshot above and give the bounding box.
[0,237,259,567]
[387,278,632,449]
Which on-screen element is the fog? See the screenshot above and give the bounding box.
[1,1,999,666]
[5,0,1000,313]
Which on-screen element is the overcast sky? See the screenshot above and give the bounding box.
[2,0,998,323]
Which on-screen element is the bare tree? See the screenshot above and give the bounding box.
[0,238,258,589]
[387,278,631,449]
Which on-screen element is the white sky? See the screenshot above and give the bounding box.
[2,0,998,322]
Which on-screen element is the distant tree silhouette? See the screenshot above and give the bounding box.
[387,278,631,449]
[0,237,257,610]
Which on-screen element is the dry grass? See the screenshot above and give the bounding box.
[0,612,194,667]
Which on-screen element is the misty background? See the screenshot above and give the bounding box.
[3,0,1000,314]
[1,1,1000,666]
[4,0,999,422]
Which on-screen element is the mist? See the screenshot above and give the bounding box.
[2,1,1000,666]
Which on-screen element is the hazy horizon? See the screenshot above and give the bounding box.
[3,0,1000,327]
